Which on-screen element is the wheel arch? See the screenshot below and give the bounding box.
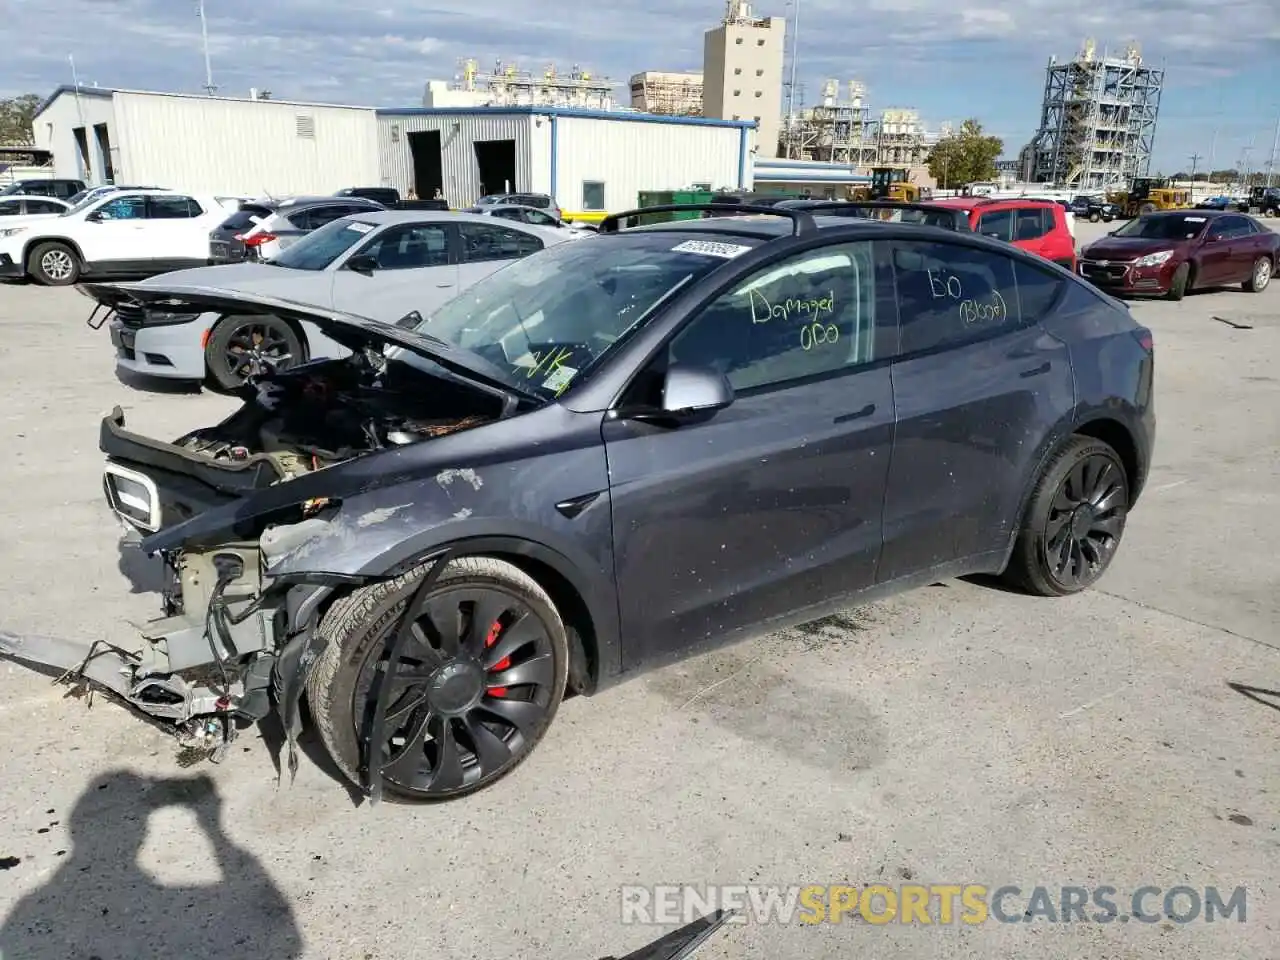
[333,534,616,697]
[1000,413,1143,570]
[21,235,85,273]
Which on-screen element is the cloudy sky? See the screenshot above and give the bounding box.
[5,0,1279,170]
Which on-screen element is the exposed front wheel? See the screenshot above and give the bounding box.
[1002,437,1130,597]
[1166,262,1190,301]
[204,314,303,390]
[307,557,569,801]
[27,241,81,286]
[1244,256,1272,293]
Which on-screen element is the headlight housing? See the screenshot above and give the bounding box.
[1134,250,1174,268]
[0,226,27,239]
[141,310,203,326]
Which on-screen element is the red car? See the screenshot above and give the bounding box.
[1078,210,1277,300]
[927,197,1077,271]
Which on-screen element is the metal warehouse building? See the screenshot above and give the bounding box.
[31,86,381,195]
[375,107,756,215]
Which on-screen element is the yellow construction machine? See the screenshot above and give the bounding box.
[1110,177,1192,218]
[855,167,920,203]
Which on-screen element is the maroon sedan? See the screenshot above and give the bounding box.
[1077,210,1278,300]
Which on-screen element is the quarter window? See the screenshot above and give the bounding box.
[357,222,449,269]
[890,241,1021,354]
[1013,260,1065,322]
[458,222,543,263]
[669,241,881,393]
[28,199,68,214]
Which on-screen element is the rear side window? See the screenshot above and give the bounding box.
[1013,207,1049,241]
[28,199,68,214]
[514,194,550,209]
[289,204,364,230]
[975,208,1013,242]
[0,200,20,216]
[890,240,1022,354]
[148,195,203,219]
[458,222,543,263]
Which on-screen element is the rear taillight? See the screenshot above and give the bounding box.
[1133,328,1153,351]
[242,233,276,247]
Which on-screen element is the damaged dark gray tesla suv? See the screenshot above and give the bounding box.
[0,203,1154,803]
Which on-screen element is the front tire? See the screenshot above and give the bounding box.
[1089,211,1101,223]
[27,241,81,286]
[204,314,303,390]
[1002,437,1130,597]
[1244,256,1272,293]
[1166,262,1190,301]
[307,557,569,802]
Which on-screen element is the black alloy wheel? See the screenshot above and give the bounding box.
[205,315,303,390]
[1040,454,1128,590]
[308,558,568,801]
[1003,436,1129,597]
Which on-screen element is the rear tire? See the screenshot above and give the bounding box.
[1002,437,1130,597]
[27,241,81,286]
[1166,262,1190,301]
[1089,211,1101,223]
[307,557,569,802]
[204,314,304,390]
[1244,256,1272,293]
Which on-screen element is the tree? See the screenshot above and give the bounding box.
[0,94,40,145]
[926,119,1003,188]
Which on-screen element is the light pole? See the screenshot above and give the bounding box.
[1188,152,1200,199]
[1268,110,1280,187]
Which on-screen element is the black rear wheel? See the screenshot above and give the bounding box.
[1003,437,1129,597]
[307,557,568,801]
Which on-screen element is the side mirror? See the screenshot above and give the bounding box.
[345,254,377,275]
[84,211,103,223]
[661,364,734,416]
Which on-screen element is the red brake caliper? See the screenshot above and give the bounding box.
[485,620,510,698]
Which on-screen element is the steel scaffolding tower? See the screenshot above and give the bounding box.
[1029,38,1163,190]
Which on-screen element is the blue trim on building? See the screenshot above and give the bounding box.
[375,105,756,129]
[549,115,558,200]
[754,173,873,184]
[33,85,115,122]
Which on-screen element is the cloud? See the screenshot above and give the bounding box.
[3,0,1276,161]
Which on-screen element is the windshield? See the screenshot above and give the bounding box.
[413,232,745,398]
[62,189,115,216]
[1114,214,1209,241]
[270,217,374,270]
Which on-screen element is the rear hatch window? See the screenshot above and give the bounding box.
[218,204,274,231]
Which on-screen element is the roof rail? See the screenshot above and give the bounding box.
[598,203,817,236]
[778,199,974,231]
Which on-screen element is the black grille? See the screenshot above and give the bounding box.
[1080,261,1130,284]
[115,300,146,327]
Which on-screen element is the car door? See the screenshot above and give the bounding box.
[1220,215,1266,281]
[456,221,546,289]
[329,220,456,320]
[77,194,151,267]
[143,195,211,263]
[603,239,899,668]
[877,239,1075,582]
[1197,217,1236,285]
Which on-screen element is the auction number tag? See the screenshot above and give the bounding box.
[542,365,577,394]
[670,239,753,259]
[346,222,374,233]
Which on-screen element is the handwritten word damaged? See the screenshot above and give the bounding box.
[748,288,835,325]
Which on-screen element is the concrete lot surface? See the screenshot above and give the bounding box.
[0,220,1276,960]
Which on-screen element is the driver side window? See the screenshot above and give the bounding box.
[668,241,882,394]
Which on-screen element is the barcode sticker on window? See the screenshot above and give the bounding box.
[671,239,753,258]
[346,222,374,233]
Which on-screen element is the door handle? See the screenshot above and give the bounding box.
[1020,361,1051,378]
[833,402,876,424]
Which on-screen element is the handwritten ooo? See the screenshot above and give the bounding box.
[748,288,840,351]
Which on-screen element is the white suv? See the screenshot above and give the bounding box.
[0,189,241,286]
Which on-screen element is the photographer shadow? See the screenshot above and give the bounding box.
[0,770,303,959]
